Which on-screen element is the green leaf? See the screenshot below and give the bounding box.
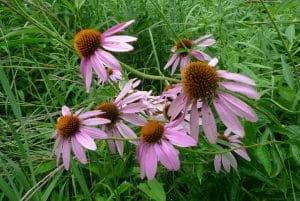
[138,179,166,201]
[0,38,53,47]
[41,170,63,201]
[75,0,86,10]
[290,141,300,165]
[255,146,271,175]
[277,0,300,13]
[0,176,20,201]
[281,55,295,89]
[34,161,56,175]
[285,24,295,42]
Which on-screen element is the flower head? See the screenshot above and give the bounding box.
[214,129,251,173]
[74,20,137,92]
[164,34,215,75]
[95,79,149,156]
[52,106,110,170]
[137,120,196,180]
[168,59,260,143]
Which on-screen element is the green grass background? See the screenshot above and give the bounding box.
[0,0,300,200]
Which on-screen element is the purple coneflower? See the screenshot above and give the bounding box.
[214,129,250,173]
[137,120,197,180]
[74,20,137,92]
[52,106,110,170]
[95,79,148,156]
[164,35,215,75]
[99,67,122,84]
[168,59,260,143]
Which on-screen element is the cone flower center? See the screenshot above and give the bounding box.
[182,61,219,100]
[175,38,192,50]
[74,29,101,57]
[141,121,164,143]
[96,102,119,125]
[56,116,80,138]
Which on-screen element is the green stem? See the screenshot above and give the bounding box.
[121,62,180,83]
[104,137,140,141]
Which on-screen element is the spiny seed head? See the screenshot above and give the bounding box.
[164,84,174,91]
[141,121,164,143]
[217,134,230,149]
[95,102,119,125]
[182,61,219,100]
[106,68,113,76]
[175,38,192,49]
[56,116,80,138]
[74,29,101,57]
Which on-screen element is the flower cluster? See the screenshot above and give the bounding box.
[51,19,260,179]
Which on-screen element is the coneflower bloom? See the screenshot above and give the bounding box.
[214,129,250,173]
[99,67,122,84]
[95,79,148,156]
[52,106,110,170]
[168,59,260,143]
[137,120,197,180]
[164,34,215,75]
[74,20,137,92]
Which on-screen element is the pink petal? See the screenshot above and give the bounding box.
[234,148,251,161]
[95,49,121,70]
[155,141,179,170]
[224,128,231,136]
[80,58,92,93]
[107,130,116,153]
[62,106,71,116]
[62,139,70,170]
[192,34,212,44]
[220,82,260,100]
[120,113,147,126]
[165,129,196,147]
[81,118,111,125]
[78,110,103,119]
[164,54,178,69]
[74,108,84,116]
[116,122,137,139]
[71,137,87,164]
[138,143,147,179]
[222,155,231,173]
[103,35,137,43]
[75,132,97,150]
[114,80,134,104]
[121,102,147,113]
[80,126,107,139]
[102,42,134,52]
[217,70,256,86]
[102,20,135,37]
[201,101,217,144]
[214,155,221,173]
[121,93,146,105]
[190,50,211,61]
[198,38,216,47]
[145,144,157,180]
[171,55,180,75]
[179,55,189,72]
[190,101,199,141]
[90,54,107,81]
[208,58,218,67]
[56,139,63,167]
[168,92,186,119]
[218,91,257,122]
[112,129,124,156]
[51,136,61,158]
[213,97,244,137]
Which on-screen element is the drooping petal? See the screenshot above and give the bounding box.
[120,92,145,105]
[112,129,124,156]
[71,137,88,164]
[217,70,256,86]
[90,54,107,81]
[221,155,231,173]
[81,118,111,125]
[145,144,158,180]
[80,58,92,93]
[233,147,251,161]
[107,129,116,153]
[201,101,217,144]
[164,54,178,69]
[78,110,104,119]
[171,55,180,75]
[179,55,190,72]
[114,79,134,104]
[75,132,97,150]
[56,139,63,166]
[155,141,179,170]
[190,101,199,141]
[102,42,134,52]
[102,20,135,37]
[218,91,257,122]
[165,129,196,147]
[51,136,61,158]
[198,38,216,47]
[225,152,238,171]
[220,82,260,100]
[213,97,244,137]
[214,155,221,173]
[116,122,137,142]
[74,108,84,116]
[120,113,147,126]
[62,139,70,170]
[62,106,71,116]
[95,49,121,70]
[138,143,147,179]
[190,50,204,60]
[120,102,147,113]
[80,126,107,139]
[168,92,186,119]
[192,34,212,44]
